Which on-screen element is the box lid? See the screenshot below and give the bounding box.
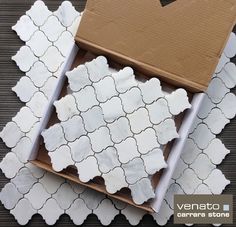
[76,0,236,92]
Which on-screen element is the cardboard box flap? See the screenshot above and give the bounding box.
[76,0,236,92]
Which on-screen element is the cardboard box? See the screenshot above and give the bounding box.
[31,0,236,213]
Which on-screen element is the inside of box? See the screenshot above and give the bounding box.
[31,48,190,213]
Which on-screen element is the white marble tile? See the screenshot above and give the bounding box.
[67,15,81,36]
[25,163,45,179]
[27,30,51,57]
[95,147,120,173]
[107,117,132,143]
[141,148,167,174]
[147,98,171,125]
[0,183,23,210]
[93,199,119,225]
[12,15,37,42]
[204,169,230,194]
[190,153,216,180]
[172,158,188,180]
[129,178,155,205]
[204,138,230,165]
[52,183,77,209]
[69,136,94,162]
[25,183,51,210]
[115,137,140,163]
[128,107,152,134]
[10,198,36,225]
[68,181,86,194]
[135,128,159,154]
[122,158,147,184]
[88,126,113,153]
[41,123,67,152]
[120,87,145,113]
[12,46,38,72]
[154,118,179,145]
[0,121,24,148]
[218,93,236,119]
[215,53,230,73]
[12,76,38,103]
[197,94,215,119]
[102,167,128,194]
[165,183,184,209]
[61,115,86,141]
[26,0,52,26]
[66,65,92,92]
[194,184,212,194]
[54,1,79,27]
[75,156,101,183]
[38,198,64,225]
[26,61,52,88]
[49,145,74,172]
[100,96,125,123]
[94,76,118,103]
[65,198,91,225]
[219,62,236,88]
[73,86,98,112]
[223,32,236,58]
[81,106,105,132]
[40,77,58,99]
[138,78,163,104]
[0,152,24,179]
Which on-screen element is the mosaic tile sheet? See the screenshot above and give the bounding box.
[0,0,235,225]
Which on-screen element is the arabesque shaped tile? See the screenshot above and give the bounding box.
[75,156,101,183]
[67,15,81,36]
[0,152,24,179]
[73,86,98,112]
[142,148,167,174]
[115,137,140,163]
[129,178,155,205]
[26,30,51,57]
[102,167,128,194]
[101,96,125,123]
[41,16,65,42]
[93,199,119,226]
[218,93,236,119]
[12,15,37,42]
[120,87,144,113]
[223,32,236,58]
[26,61,52,88]
[94,76,118,103]
[128,107,152,134]
[12,76,38,103]
[38,198,64,225]
[215,53,229,73]
[194,184,212,194]
[190,153,216,180]
[66,65,91,92]
[25,163,45,179]
[95,147,120,173]
[40,77,58,99]
[26,0,52,26]
[54,1,80,27]
[81,106,105,132]
[42,123,67,151]
[189,123,215,149]
[65,198,91,225]
[25,182,51,210]
[11,167,37,194]
[135,128,159,154]
[172,158,188,180]
[197,94,215,119]
[25,121,40,142]
[69,136,94,162]
[12,46,37,72]
[61,115,86,141]
[219,62,236,89]
[138,77,163,104]
[107,117,132,143]
[147,98,171,125]
[10,198,36,225]
[0,183,23,210]
[122,158,147,184]
[154,118,179,145]
[204,138,230,165]
[165,183,184,209]
[52,183,78,209]
[166,88,191,115]
[49,145,74,172]
[40,46,64,72]
[0,121,24,148]
[204,169,230,194]
[203,108,230,134]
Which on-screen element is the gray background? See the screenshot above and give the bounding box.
[0,0,235,226]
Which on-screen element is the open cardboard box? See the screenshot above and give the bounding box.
[30,0,236,213]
